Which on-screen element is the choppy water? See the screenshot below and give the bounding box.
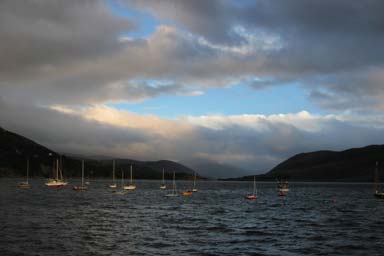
[1,179,384,255]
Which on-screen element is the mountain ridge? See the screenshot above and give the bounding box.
[0,126,198,179]
[222,145,384,182]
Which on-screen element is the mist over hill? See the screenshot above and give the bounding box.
[187,160,252,179]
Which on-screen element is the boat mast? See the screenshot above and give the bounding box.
[130,165,133,184]
[56,159,59,180]
[81,160,84,187]
[26,159,29,183]
[59,155,63,180]
[253,176,256,195]
[162,168,165,185]
[193,171,196,189]
[112,160,115,183]
[121,170,124,188]
[173,171,176,195]
[375,161,379,193]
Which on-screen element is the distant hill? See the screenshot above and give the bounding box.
[225,145,384,182]
[187,160,251,179]
[0,127,197,179]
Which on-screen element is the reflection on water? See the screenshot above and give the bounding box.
[1,179,384,255]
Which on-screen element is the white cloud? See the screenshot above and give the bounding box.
[187,111,340,133]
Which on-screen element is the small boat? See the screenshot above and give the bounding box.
[166,171,178,197]
[113,170,127,195]
[109,160,117,189]
[245,176,257,200]
[182,190,193,196]
[192,171,198,192]
[18,159,31,188]
[374,161,384,199]
[374,192,384,199]
[160,168,166,189]
[277,179,289,196]
[45,158,68,187]
[124,165,136,190]
[73,160,87,191]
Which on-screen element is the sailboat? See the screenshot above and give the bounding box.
[374,161,384,199]
[277,179,289,196]
[114,170,127,195]
[124,165,136,190]
[182,190,193,196]
[192,171,198,192]
[245,176,257,200]
[160,168,166,189]
[45,158,68,187]
[109,160,117,189]
[73,160,88,191]
[17,159,31,188]
[166,171,178,197]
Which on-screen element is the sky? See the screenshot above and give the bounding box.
[1,0,384,177]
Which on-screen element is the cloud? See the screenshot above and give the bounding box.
[2,0,383,112]
[0,0,133,80]
[308,67,384,112]
[126,0,384,111]
[2,0,384,177]
[2,100,384,177]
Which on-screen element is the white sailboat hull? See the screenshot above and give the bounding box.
[124,185,136,190]
[45,180,68,187]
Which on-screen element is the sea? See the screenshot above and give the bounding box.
[1,179,384,256]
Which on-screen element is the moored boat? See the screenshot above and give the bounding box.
[17,159,31,188]
[73,160,87,191]
[113,170,127,195]
[277,179,289,196]
[192,171,198,192]
[245,176,257,200]
[160,168,166,189]
[109,160,117,189]
[182,190,193,196]
[166,171,178,197]
[374,161,384,199]
[45,158,68,187]
[123,165,136,190]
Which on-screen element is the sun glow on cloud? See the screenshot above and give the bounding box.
[43,102,384,173]
[50,104,339,135]
[51,104,195,139]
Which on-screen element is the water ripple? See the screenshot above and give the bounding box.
[1,179,384,255]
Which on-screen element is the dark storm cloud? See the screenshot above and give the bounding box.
[307,68,384,111]
[3,0,383,110]
[128,0,239,44]
[243,0,384,74]
[129,0,384,111]
[0,0,133,80]
[132,0,384,71]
